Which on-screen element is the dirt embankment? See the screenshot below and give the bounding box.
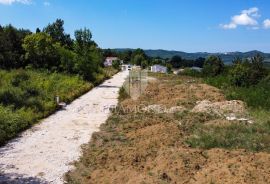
[66,74,270,184]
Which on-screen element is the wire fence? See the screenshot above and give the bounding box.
[123,69,148,100]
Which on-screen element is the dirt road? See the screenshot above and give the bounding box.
[0,71,129,184]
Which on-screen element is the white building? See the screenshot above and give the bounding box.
[151,65,167,73]
[104,57,119,67]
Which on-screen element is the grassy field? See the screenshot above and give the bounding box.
[66,73,270,184]
[0,67,118,145]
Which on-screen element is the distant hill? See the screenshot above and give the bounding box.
[113,49,270,63]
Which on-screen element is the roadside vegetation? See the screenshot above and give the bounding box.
[0,20,118,145]
[0,69,92,145]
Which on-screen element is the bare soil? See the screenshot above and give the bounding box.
[66,74,270,184]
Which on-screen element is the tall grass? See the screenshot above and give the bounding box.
[0,69,92,145]
[187,119,270,152]
[204,74,270,110]
[185,73,270,152]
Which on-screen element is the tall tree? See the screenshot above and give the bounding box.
[22,32,60,69]
[0,24,31,69]
[202,55,224,76]
[36,28,41,33]
[170,55,183,68]
[120,50,132,63]
[74,28,102,81]
[131,49,148,66]
[43,19,73,48]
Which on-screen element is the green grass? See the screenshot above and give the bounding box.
[184,74,270,152]
[186,118,270,152]
[0,69,92,145]
[204,74,270,110]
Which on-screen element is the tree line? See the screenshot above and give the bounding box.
[0,19,104,82]
[197,54,268,87]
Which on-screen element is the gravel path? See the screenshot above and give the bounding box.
[0,71,129,184]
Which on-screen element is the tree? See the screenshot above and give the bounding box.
[132,54,144,66]
[166,63,173,74]
[170,55,183,68]
[141,60,148,69]
[36,28,41,33]
[229,61,251,87]
[230,54,267,86]
[73,28,103,81]
[22,33,60,69]
[57,46,76,73]
[250,54,266,83]
[131,49,148,66]
[103,49,118,57]
[194,57,205,68]
[119,50,132,63]
[112,59,121,70]
[43,19,73,48]
[0,24,31,69]
[202,55,224,76]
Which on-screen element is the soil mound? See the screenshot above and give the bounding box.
[192,100,246,117]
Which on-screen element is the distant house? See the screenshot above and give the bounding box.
[151,65,167,73]
[104,57,119,67]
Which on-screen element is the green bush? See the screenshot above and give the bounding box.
[229,55,267,87]
[0,69,92,145]
[229,62,251,87]
[180,68,202,77]
[0,106,35,145]
[0,87,25,107]
[23,33,60,69]
[112,60,121,70]
[11,70,30,87]
[205,74,270,110]
[202,55,224,77]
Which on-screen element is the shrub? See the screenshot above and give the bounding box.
[11,70,30,87]
[202,55,224,77]
[180,68,202,77]
[229,62,251,87]
[0,69,92,144]
[0,88,25,108]
[0,106,35,145]
[112,60,121,70]
[229,55,268,87]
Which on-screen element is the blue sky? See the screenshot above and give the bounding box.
[0,0,270,52]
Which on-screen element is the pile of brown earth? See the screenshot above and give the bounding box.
[66,74,270,184]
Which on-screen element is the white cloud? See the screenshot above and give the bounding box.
[221,23,237,29]
[0,0,31,5]
[221,7,259,29]
[263,19,270,29]
[43,1,50,6]
[241,7,260,17]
